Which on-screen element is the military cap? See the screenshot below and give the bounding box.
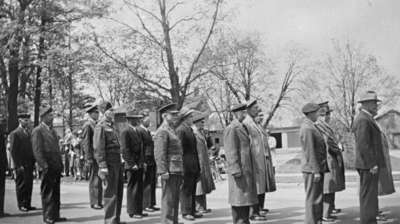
[159,103,179,115]
[192,111,208,123]
[302,103,320,114]
[179,107,195,119]
[126,110,144,119]
[85,104,98,113]
[231,103,247,112]
[246,99,257,108]
[318,101,333,113]
[39,106,53,117]
[17,113,30,119]
[358,90,381,103]
[99,101,113,112]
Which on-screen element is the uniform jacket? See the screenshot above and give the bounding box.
[300,118,328,173]
[9,126,35,168]
[81,118,96,162]
[120,125,144,169]
[316,120,345,193]
[31,123,63,171]
[93,119,121,168]
[154,122,183,175]
[176,122,200,175]
[352,110,386,170]
[243,115,269,194]
[224,119,258,206]
[137,125,155,166]
[193,126,215,196]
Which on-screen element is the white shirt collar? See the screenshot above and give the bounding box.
[361,109,373,117]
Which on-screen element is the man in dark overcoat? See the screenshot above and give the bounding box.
[93,107,126,224]
[32,107,67,224]
[176,107,202,221]
[0,117,9,218]
[120,111,147,219]
[300,103,328,224]
[352,91,386,224]
[154,103,184,224]
[137,116,160,212]
[81,104,103,209]
[315,102,345,222]
[224,103,258,224]
[9,113,36,212]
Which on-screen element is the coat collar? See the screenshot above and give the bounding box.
[359,110,381,132]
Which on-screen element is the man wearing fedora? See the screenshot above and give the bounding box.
[300,103,328,224]
[81,104,103,210]
[120,111,147,219]
[176,107,202,221]
[93,106,126,224]
[352,91,386,224]
[315,102,345,222]
[154,103,184,224]
[224,103,258,224]
[9,112,36,212]
[32,106,66,224]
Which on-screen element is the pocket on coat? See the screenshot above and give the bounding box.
[168,155,183,173]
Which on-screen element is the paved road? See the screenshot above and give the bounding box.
[2,179,400,224]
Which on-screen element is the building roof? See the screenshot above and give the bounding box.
[375,109,400,120]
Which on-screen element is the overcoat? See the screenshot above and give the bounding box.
[243,115,268,194]
[176,123,200,175]
[9,126,35,168]
[120,125,144,169]
[315,120,345,193]
[260,126,277,192]
[378,132,395,196]
[192,126,215,196]
[224,119,258,206]
[81,119,96,162]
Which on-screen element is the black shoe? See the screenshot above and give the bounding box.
[55,217,67,222]
[150,206,160,211]
[198,208,212,214]
[43,218,55,224]
[376,215,387,221]
[27,206,37,211]
[322,217,335,222]
[129,214,143,219]
[261,208,270,213]
[144,207,155,212]
[250,214,267,221]
[90,204,103,210]
[19,206,29,212]
[331,208,341,214]
[194,212,203,218]
[182,214,195,221]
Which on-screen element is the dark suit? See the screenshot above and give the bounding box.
[352,110,386,224]
[154,122,184,224]
[9,126,35,209]
[81,119,103,207]
[120,125,145,216]
[137,125,157,209]
[32,123,63,222]
[176,122,201,216]
[93,119,123,224]
[0,125,7,215]
[300,118,328,224]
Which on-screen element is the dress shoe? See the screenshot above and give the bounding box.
[129,214,143,219]
[43,218,55,224]
[90,204,103,210]
[182,214,195,221]
[55,217,67,222]
[198,208,212,214]
[144,207,155,212]
[261,208,270,213]
[322,217,336,222]
[19,206,29,212]
[250,214,267,221]
[27,206,37,211]
[376,214,387,221]
[141,213,149,217]
[194,212,203,218]
[331,208,341,214]
[150,206,160,211]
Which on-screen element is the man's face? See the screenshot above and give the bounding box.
[234,110,246,122]
[42,112,54,125]
[194,119,205,131]
[247,104,259,118]
[165,112,179,127]
[19,118,30,128]
[307,110,319,122]
[142,117,150,128]
[363,101,379,116]
[90,111,99,121]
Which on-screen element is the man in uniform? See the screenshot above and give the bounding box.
[315,102,345,222]
[224,103,258,224]
[243,100,268,221]
[120,111,147,219]
[137,115,160,212]
[81,104,102,209]
[0,116,9,218]
[9,113,36,212]
[300,103,328,224]
[93,106,125,224]
[154,103,184,224]
[352,91,386,224]
[176,107,202,221]
[32,106,67,224]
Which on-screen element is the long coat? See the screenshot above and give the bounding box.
[120,126,144,169]
[81,118,96,163]
[315,120,345,193]
[300,119,328,174]
[32,123,63,172]
[260,127,277,193]
[378,132,395,196]
[352,110,386,170]
[176,123,200,176]
[243,115,268,194]
[224,119,258,206]
[9,126,35,168]
[193,126,215,196]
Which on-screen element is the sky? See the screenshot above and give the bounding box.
[230,0,400,76]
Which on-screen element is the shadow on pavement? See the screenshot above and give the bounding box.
[66,215,104,222]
